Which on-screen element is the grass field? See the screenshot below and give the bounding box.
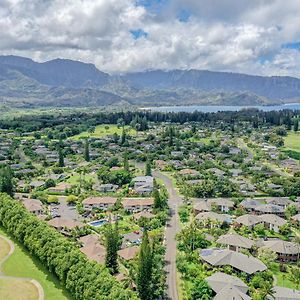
[71,124,136,140]
[0,278,39,300]
[66,173,96,184]
[0,236,10,262]
[284,132,300,152]
[0,228,72,300]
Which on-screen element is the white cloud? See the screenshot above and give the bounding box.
[0,0,300,77]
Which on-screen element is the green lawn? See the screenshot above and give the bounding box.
[66,173,96,184]
[70,124,136,140]
[284,132,300,152]
[0,236,10,262]
[270,263,299,289]
[0,278,39,300]
[0,228,72,300]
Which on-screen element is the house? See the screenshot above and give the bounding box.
[118,246,139,260]
[195,212,232,225]
[229,169,243,177]
[48,218,84,231]
[178,168,200,177]
[208,168,225,178]
[29,180,45,189]
[82,196,117,211]
[236,214,262,229]
[255,204,284,217]
[80,241,106,264]
[122,231,143,247]
[22,199,43,215]
[133,211,155,221]
[239,199,261,212]
[132,176,154,195]
[216,233,254,252]
[265,197,293,209]
[79,234,99,246]
[48,182,72,194]
[93,183,118,193]
[194,198,234,213]
[208,198,235,213]
[259,214,287,232]
[206,272,251,300]
[200,248,267,275]
[259,239,300,262]
[122,198,154,213]
[272,286,300,300]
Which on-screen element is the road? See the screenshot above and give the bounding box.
[153,170,183,300]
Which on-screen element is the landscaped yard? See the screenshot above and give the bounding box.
[284,132,300,152]
[0,228,72,300]
[0,278,39,300]
[70,124,136,140]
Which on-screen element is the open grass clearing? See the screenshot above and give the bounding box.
[0,228,72,300]
[284,132,300,152]
[70,124,136,140]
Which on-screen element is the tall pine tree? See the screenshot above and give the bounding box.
[58,139,65,168]
[105,221,120,274]
[294,119,299,132]
[145,159,152,176]
[123,151,129,172]
[137,230,153,300]
[84,139,90,162]
[0,165,14,196]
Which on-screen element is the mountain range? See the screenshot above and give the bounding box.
[1,55,300,108]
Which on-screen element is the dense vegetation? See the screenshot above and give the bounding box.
[0,193,137,300]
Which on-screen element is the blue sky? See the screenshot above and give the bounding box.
[1,0,300,77]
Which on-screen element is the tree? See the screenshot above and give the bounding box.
[191,277,213,300]
[120,127,126,145]
[0,165,14,196]
[289,266,300,288]
[123,152,129,172]
[84,139,90,162]
[294,119,299,132]
[137,230,153,300]
[257,248,277,268]
[58,146,64,167]
[145,159,152,176]
[105,222,120,274]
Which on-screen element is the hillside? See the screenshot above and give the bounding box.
[1,55,300,108]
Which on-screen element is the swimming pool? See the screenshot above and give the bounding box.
[89,219,108,227]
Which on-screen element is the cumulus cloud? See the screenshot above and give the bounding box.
[0,0,300,76]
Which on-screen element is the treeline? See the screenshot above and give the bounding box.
[0,193,137,300]
[0,108,299,133]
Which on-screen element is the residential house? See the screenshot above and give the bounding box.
[82,196,117,211]
[122,198,154,213]
[259,239,300,262]
[200,248,267,275]
[216,233,254,252]
[132,176,154,195]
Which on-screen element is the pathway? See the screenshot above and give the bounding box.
[153,170,183,300]
[0,234,44,300]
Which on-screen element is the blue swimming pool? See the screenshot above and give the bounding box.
[89,219,108,227]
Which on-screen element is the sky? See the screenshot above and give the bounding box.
[1,0,300,77]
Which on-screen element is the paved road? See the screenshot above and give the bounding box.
[153,170,183,300]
